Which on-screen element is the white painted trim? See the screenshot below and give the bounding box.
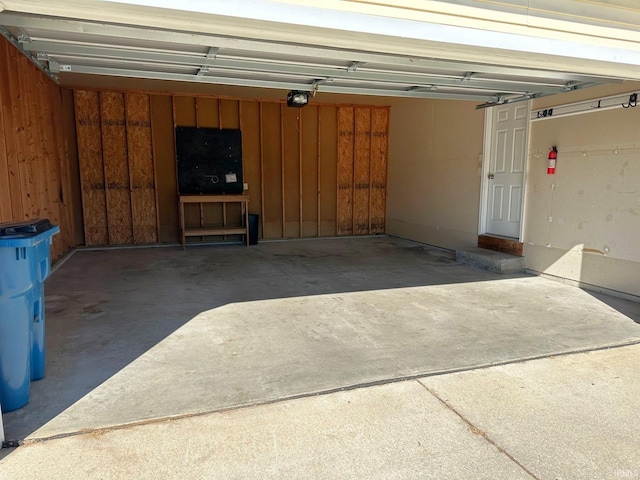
[3,0,640,78]
[478,107,493,236]
[478,102,531,242]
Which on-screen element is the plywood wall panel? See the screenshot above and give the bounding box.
[75,90,109,246]
[221,99,240,129]
[173,96,197,127]
[370,107,389,234]
[100,92,133,245]
[301,106,319,237]
[126,93,158,244]
[151,95,179,242]
[192,98,222,233]
[172,96,200,229]
[283,106,301,238]
[337,107,354,235]
[73,87,388,245]
[195,97,219,128]
[0,36,80,259]
[261,102,283,238]
[319,106,338,237]
[241,101,262,216]
[353,107,371,235]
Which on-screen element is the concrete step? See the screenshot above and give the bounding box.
[455,247,524,274]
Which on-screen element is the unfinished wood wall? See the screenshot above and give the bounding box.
[337,106,388,235]
[0,36,80,260]
[76,89,389,244]
[74,90,158,246]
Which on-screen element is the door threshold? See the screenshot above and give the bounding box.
[478,234,524,256]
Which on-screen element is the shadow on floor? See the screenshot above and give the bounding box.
[2,236,639,443]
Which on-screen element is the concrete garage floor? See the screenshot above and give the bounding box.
[3,236,640,447]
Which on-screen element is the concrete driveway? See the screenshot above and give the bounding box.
[1,237,639,477]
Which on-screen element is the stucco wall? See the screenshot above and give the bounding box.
[525,82,640,298]
[386,98,485,250]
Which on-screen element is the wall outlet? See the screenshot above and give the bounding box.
[244,183,249,191]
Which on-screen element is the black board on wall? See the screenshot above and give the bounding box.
[175,127,243,195]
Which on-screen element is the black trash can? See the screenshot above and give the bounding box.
[248,214,259,245]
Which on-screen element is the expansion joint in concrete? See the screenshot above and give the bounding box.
[417,380,541,480]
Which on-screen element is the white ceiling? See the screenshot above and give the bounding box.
[1,0,638,107]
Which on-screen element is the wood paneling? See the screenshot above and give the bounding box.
[337,107,355,235]
[151,95,179,242]
[319,106,338,237]
[353,107,371,235]
[220,99,240,129]
[241,100,262,218]
[75,90,159,246]
[478,234,524,256]
[0,43,23,223]
[73,86,388,245]
[195,97,219,128]
[61,88,84,247]
[302,106,319,237]
[0,36,80,260]
[101,92,133,245]
[172,96,201,234]
[126,93,158,244]
[262,102,283,239]
[335,106,389,236]
[370,107,389,234]
[75,90,108,246]
[0,50,14,221]
[283,106,301,238]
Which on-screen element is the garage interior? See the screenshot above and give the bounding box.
[1,0,640,443]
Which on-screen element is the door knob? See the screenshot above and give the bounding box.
[488,173,494,179]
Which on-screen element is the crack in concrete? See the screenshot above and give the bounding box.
[417,380,541,480]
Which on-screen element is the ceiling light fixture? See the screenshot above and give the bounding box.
[287,90,310,107]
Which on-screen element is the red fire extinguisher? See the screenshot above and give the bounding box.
[547,146,558,175]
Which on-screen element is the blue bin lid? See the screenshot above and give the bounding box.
[0,219,59,247]
[0,219,54,236]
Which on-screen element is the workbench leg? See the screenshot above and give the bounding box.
[179,202,186,250]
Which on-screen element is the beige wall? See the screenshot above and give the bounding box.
[383,80,640,299]
[386,98,485,250]
[525,82,640,298]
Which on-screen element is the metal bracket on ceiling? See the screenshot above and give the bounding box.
[475,92,538,109]
[346,62,360,73]
[311,77,334,96]
[0,26,58,83]
[48,59,60,73]
[562,81,578,91]
[462,72,474,82]
[197,47,219,76]
[17,34,31,44]
[408,85,437,92]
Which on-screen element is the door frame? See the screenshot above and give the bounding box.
[478,101,532,242]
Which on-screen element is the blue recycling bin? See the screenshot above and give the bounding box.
[0,220,58,412]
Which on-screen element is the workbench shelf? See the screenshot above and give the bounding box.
[179,194,249,248]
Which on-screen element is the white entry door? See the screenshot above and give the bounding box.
[485,103,528,238]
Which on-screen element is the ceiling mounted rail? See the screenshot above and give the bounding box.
[0,6,628,104]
